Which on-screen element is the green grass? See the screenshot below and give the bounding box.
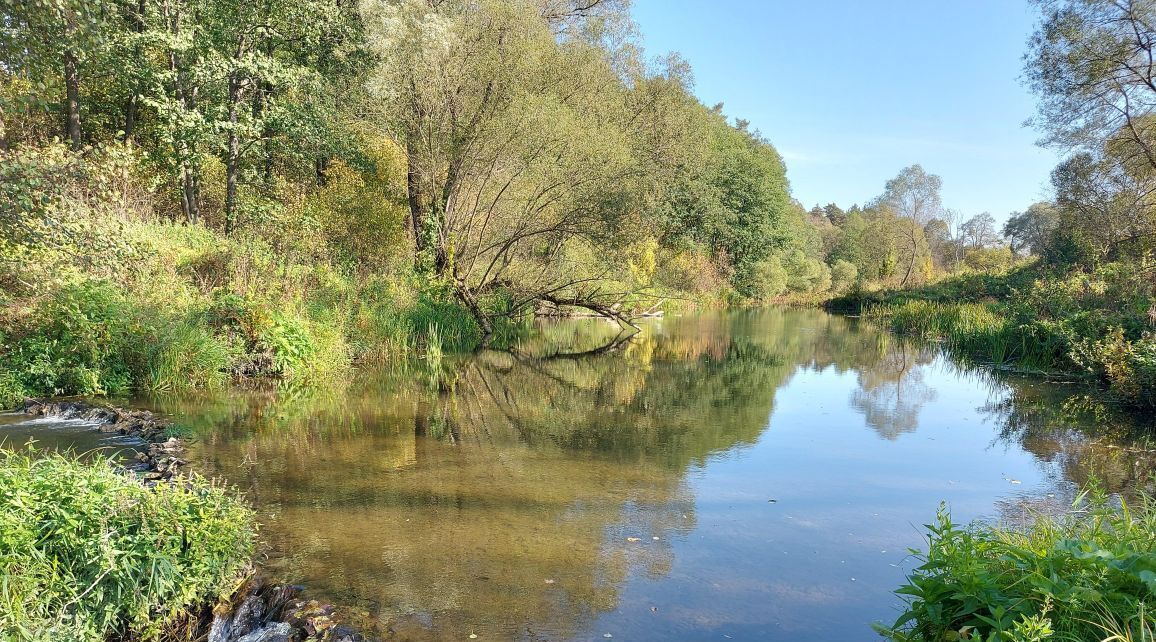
[878,489,1156,642]
[864,301,1069,373]
[0,449,256,642]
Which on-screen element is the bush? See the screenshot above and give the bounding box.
[0,143,137,296]
[1073,330,1156,407]
[0,450,255,641]
[878,491,1156,642]
[830,259,858,293]
[0,282,238,404]
[204,292,350,380]
[2,282,136,400]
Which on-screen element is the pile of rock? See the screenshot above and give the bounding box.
[208,579,367,642]
[23,399,170,440]
[22,398,184,479]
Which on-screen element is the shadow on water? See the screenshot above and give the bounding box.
[8,307,1156,640]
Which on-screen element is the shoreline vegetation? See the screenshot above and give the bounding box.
[0,446,256,642]
[876,489,1156,642]
[829,260,1156,409]
[3,399,367,642]
[2,0,1156,640]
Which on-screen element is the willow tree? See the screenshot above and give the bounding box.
[361,0,683,336]
[1027,0,1156,170]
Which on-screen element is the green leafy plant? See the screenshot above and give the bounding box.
[878,490,1156,642]
[0,449,256,641]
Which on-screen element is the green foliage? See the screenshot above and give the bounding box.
[830,260,858,293]
[656,107,792,299]
[2,282,137,399]
[0,450,255,642]
[1073,330,1156,408]
[879,491,1156,642]
[204,292,349,381]
[0,282,239,404]
[964,246,1014,272]
[859,262,1156,406]
[0,143,137,294]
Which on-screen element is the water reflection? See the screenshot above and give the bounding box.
[20,308,1155,640]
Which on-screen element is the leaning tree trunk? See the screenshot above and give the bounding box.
[456,284,495,344]
[899,226,919,287]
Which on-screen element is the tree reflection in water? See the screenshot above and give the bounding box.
[132,308,1156,640]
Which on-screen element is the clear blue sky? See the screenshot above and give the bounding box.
[631,0,1061,223]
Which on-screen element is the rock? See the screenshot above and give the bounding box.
[235,622,291,642]
[209,594,269,642]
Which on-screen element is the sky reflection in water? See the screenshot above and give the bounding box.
[13,308,1155,641]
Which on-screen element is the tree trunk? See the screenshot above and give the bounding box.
[63,48,82,150]
[456,284,495,344]
[224,73,242,236]
[260,39,275,189]
[123,94,138,140]
[406,135,426,259]
[165,1,199,225]
[900,227,918,287]
[181,162,200,225]
[315,156,330,186]
[122,0,146,141]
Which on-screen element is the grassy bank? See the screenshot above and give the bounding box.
[878,490,1156,642]
[832,263,1156,407]
[0,450,255,641]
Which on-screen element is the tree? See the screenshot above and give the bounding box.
[362,0,688,335]
[643,103,792,299]
[872,165,943,285]
[1051,150,1156,260]
[0,0,116,150]
[1026,0,1156,171]
[823,202,846,226]
[1004,203,1060,255]
[923,218,952,270]
[873,164,944,225]
[959,212,1000,249]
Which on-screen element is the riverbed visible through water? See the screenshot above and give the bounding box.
[6,308,1156,641]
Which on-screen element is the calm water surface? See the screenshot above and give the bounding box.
[7,308,1156,641]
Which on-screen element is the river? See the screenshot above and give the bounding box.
[5,308,1155,641]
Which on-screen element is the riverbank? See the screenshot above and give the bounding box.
[1,400,369,642]
[829,262,1156,408]
[877,489,1156,641]
[0,446,255,641]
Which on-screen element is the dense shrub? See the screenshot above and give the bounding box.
[0,451,255,641]
[1,282,137,402]
[830,259,858,293]
[879,491,1156,642]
